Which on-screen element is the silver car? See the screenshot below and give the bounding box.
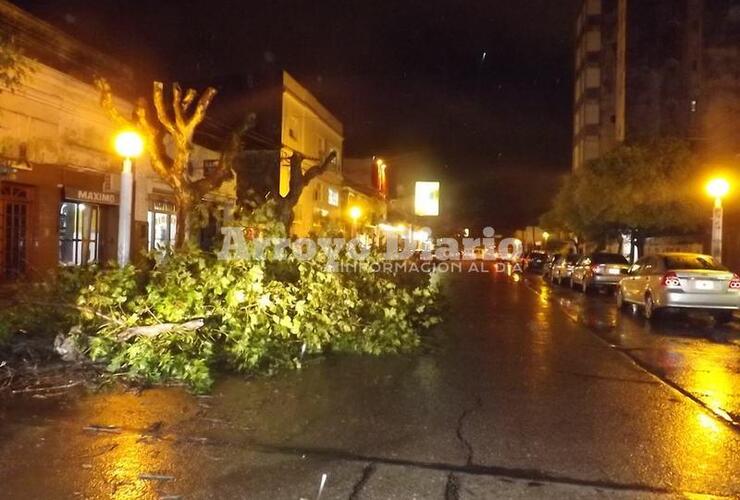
[550,254,581,286]
[616,252,740,323]
[571,253,630,293]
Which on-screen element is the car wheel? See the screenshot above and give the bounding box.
[643,294,658,321]
[713,310,733,325]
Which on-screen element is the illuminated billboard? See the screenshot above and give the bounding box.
[415,181,440,216]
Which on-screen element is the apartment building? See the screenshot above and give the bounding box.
[572,0,705,170]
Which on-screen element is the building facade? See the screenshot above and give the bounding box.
[343,157,388,243]
[229,70,346,237]
[0,0,233,281]
[280,72,345,237]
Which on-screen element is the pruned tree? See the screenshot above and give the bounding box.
[95,78,254,247]
[236,149,337,230]
[276,151,337,228]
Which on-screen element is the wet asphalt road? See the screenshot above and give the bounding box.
[1,264,739,499]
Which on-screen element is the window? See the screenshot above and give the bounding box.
[584,136,599,161]
[592,253,628,264]
[147,200,177,251]
[585,67,600,88]
[59,202,99,265]
[585,29,602,52]
[585,102,600,124]
[327,187,339,207]
[586,0,601,16]
[663,255,727,271]
[203,159,219,178]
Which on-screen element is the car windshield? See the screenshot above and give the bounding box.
[664,255,728,271]
[592,253,628,264]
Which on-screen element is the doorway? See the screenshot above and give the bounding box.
[0,183,33,280]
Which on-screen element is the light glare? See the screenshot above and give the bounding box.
[114,130,144,158]
[706,178,730,199]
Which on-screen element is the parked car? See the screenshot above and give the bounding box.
[571,252,630,293]
[616,252,740,323]
[522,251,549,273]
[542,254,558,280]
[550,254,581,285]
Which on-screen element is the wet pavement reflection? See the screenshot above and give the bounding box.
[0,264,738,498]
[523,273,740,426]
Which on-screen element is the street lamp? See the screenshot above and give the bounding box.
[706,178,730,262]
[114,130,144,267]
[349,206,361,238]
[542,231,550,249]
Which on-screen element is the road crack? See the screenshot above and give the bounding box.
[444,472,460,500]
[455,396,482,466]
[348,462,376,500]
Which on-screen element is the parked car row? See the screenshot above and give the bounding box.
[544,252,628,291]
[535,251,740,324]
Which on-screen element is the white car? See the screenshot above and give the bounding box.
[616,252,740,323]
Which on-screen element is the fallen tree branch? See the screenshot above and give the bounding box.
[116,319,205,342]
[83,425,121,434]
[11,380,82,394]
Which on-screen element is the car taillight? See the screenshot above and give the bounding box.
[590,264,599,274]
[661,271,681,288]
[729,274,740,289]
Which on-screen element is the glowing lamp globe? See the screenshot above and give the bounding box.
[349,206,362,221]
[706,178,730,199]
[114,131,144,158]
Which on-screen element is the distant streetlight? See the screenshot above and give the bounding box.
[706,178,730,262]
[349,206,361,238]
[114,130,144,266]
[542,231,550,248]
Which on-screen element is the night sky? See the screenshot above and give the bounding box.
[15,0,580,233]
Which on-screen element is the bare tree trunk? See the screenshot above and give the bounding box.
[96,79,254,252]
[175,194,193,248]
[274,151,337,230]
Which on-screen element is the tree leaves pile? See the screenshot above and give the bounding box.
[74,247,441,392]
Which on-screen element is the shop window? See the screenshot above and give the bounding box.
[148,200,177,251]
[59,202,99,266]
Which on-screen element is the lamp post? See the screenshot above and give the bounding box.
[706,178,730,263]
[114,131,144,267]
[542,231,550,250]
[349,206,361,239]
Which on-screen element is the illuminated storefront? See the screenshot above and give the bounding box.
[147,198,177,251]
